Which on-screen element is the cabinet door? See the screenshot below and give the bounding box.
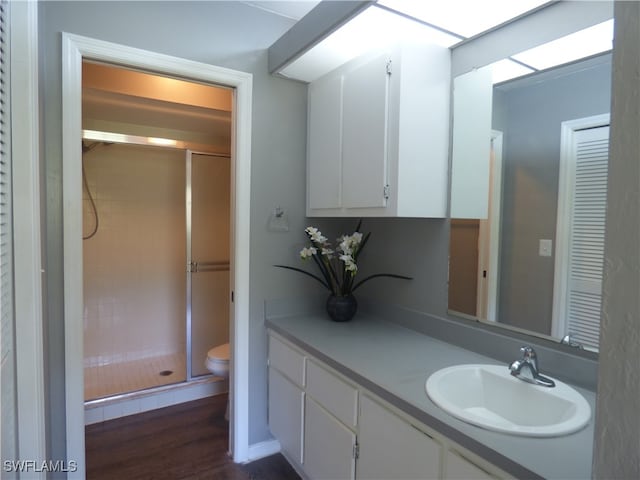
[268,368,304,465]
[357,395,441,480]
[306,359,358,429]
[305,396,356,480]
[269,334,305,388]
[445,450,498,480]
[342,52,390,209]
[308,74,343,210]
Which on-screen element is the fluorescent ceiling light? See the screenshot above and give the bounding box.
[83,129,131,144]
[511,19,614,70]
[280,5,459,82]
[378,0,550,38]
[488,59,535,84]
[83,129,182,149]
[147,136,177,147]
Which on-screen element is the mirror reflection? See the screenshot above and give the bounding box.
[448,49,612,352]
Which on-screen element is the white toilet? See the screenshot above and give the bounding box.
[205,342,230,420]
[205,342,230,378]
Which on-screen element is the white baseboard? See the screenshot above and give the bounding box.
[246,439,281,462]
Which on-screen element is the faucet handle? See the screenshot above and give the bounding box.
[561,333,584,349]
[520,346,536,359]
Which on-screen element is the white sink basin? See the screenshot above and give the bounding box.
[425,364,591,437]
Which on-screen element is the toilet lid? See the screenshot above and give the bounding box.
[207,343,230,361]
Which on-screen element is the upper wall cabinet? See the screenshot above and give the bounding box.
[306,43,451,217]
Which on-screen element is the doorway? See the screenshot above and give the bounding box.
[63,33,253,477]
[552,114,610,350]
[448,131,503,320]
[81,62,232,400]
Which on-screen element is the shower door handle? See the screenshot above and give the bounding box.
[187,261,230,273]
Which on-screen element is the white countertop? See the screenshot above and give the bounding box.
[266,311,595,480]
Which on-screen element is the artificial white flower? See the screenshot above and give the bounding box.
[276,223,410,300]
[300,246,317,259]
[339,254,357,272]
[305,226,328,244]
[339,238,351,254]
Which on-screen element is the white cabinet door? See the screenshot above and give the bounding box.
[342,52,390,209]
[445,450,498,480]
[268,334,305,388]
[308,74,344,210]
[305,396,356,480]
[357,395,441,480]
[306,44,449,218]
[306,359,358,429]
[268,368,304,465]
[450,65,493,219]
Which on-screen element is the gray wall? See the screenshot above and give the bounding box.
[494,58,612,335]
[337,218,451,317]
[39,0,317,460]
[594,1,640,476]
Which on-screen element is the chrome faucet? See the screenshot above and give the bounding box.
[509,346,556,388]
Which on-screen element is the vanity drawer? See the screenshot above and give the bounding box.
[306,359,358,428]
[269,334,305,388]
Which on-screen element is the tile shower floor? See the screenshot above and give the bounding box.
[84,353,186,401]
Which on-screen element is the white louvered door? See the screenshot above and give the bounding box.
[556,125,609,350]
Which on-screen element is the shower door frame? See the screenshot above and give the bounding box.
[186,150,231,381]
[62,33,254,475]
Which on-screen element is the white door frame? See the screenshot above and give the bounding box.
[11,0,47,472]
[476,130,503,322]
[62,33,253,476]
[551,113,609,339]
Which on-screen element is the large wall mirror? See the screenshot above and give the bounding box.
[448,2,613,352]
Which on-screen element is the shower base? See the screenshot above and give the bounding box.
[84,353,187,401]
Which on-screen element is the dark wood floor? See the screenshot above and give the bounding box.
[85,394,300,480]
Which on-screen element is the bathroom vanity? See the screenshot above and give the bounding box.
[266,309,595,479]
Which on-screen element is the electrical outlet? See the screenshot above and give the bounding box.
[539,239,553,257]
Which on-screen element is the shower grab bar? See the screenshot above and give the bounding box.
[188,261,230,273]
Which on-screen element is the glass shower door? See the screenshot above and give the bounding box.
[187,151,231,378]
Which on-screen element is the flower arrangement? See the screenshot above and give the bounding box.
[275,221,411,297]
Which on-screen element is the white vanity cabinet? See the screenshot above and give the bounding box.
[267,335,305,465]
[304,396,357,480]
[444,449,500,480]
[267,331,509,480]
[306,43,451,218]
[357,394,441,480]
[304,359,359,480]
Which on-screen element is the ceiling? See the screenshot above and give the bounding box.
[241,1,321,20]
[266,0,614,84]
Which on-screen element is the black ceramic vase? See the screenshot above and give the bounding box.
[326,294,357,322]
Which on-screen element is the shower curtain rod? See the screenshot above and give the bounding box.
[82,129,231,158]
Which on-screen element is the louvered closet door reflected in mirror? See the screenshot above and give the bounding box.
[186,151,231,378]
[552,117,610,351]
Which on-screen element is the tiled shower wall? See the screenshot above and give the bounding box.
[82,143,186,367]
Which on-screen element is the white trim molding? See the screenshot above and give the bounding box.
[11,0,47,473]
[552,113,610,340]
[246,439,281,463]
[61,33,253,475]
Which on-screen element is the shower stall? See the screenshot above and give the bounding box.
[82,140,230,402]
